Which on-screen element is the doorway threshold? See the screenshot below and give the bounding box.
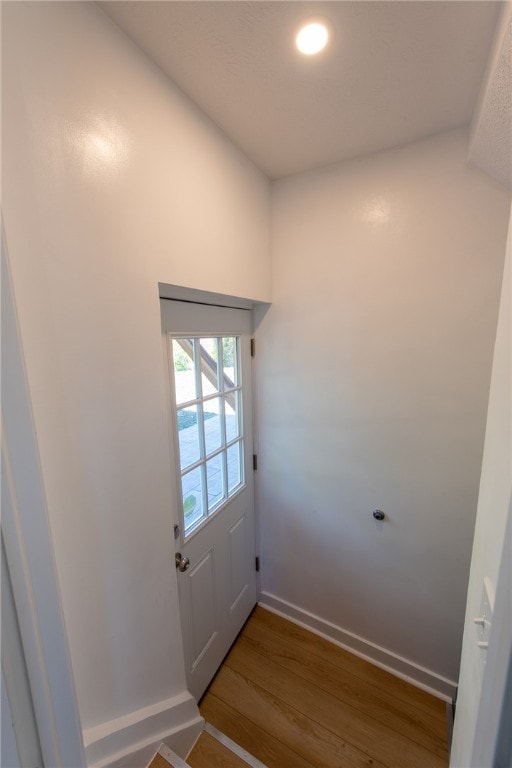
[153,722,269,768]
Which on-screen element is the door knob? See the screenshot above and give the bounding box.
[175,552,190,572]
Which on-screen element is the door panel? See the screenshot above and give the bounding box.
[188,551,217,667]
[229,514,249,611]
[161,300,256,700]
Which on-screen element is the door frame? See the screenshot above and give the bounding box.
[1,228,85,767]
[158,282,270,696]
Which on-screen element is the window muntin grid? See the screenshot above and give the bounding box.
[169,336,244,536]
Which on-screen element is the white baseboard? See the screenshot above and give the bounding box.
[258,591,457,702]
[83,690,203,768]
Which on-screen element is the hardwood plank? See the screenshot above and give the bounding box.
[148,754,173,768]
[209,664,386,768]
[200,693,318,768]
[223,639,447,768]
[188,731,247,768]
[241,619,447,756]
[252,607,446,722]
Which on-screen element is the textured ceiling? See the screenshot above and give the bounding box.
[100,1,502,179]
[469,5,512,190]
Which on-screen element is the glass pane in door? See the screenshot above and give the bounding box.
[204,397,223,456]
[169,334,245,536]
[177,405,201,470]
[181,466,206,530]
[224,391,240,443]
[172,339,197,403]
[227,442,242,493]
[206,454,225,511]
[199,338,220,396]
[222,337,238,388]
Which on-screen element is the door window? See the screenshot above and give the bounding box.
[169,336,244,536]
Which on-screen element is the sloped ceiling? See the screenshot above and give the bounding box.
[100,1,502,179]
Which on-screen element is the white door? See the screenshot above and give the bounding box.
[161,300,257,700]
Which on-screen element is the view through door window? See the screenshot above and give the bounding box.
[169,336,244,535]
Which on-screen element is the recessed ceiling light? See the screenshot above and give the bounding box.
[295,20,330,56]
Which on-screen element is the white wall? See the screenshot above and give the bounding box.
[2,1,270,764]
[450,205,511,766]
[256,130,510,694]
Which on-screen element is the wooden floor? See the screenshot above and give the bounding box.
[188,731,248,767]
[192,606,449,768]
